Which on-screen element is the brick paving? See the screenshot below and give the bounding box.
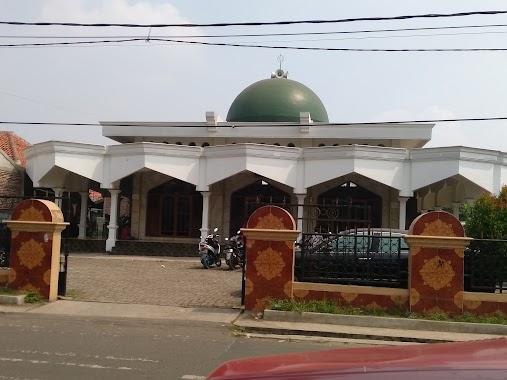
[66,255,243,308]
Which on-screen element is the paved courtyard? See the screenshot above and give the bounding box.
[66,255,243,308]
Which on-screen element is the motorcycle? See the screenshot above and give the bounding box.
[224,230,245,270]
[199,227,222,269]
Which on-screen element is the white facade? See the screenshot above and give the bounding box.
[24,114,506,252]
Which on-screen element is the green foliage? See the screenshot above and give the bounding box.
[24,290,43,303]
[267,298,507,325]
[462,185,507,238]
[424,312,449,321]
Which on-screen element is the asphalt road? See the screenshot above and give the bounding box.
[0,313,371,379]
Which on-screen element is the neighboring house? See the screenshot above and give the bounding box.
[23,68,507,252]
[0,131,30,203]
[0,131,30,220]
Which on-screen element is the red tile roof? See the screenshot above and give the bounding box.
[0,131,31,167]
[89,189,103,202]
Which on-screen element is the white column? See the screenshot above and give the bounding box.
[52,188,64,208]
[78,191,88,239]
[398,196,410,230]
[296,194,306,240]
[106,189,121,252]
[452,202,461,219]
[199,191,211,241]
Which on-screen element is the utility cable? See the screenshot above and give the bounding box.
[2,117,507,127]
[2,23,507,39]
[1,10,507,28]
[3,37,507,51]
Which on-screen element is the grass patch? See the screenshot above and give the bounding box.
[0,287,44,303]
[268,299,507,325]
[24,290,43,303]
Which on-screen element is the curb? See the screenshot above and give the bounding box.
[235,324,447,344]
[263,310,507,336]
[0,294,26,305]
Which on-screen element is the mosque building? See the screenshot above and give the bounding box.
[24,67,507,252]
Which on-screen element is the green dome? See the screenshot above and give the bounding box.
[226,73,329,123]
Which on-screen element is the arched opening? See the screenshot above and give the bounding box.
[145,179,202,238]
[189,142,196,146]
[229,179,290,236]
[288,143,295,147]
[202,142,210,147]
[316,181,382,233]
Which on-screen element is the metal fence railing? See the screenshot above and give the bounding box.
[295,230,408,288]
[465,239,507,293]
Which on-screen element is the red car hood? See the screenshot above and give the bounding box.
[207,338,507,379]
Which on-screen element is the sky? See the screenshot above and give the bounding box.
[2,1,507,150]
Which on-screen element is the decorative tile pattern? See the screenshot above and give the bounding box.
[253,247,286,280]
[409,211,465,237]
[293,290,409,310]
[19,207,46,222]
[8,231,53,299]
[246,205,296,230]
[243,206,297,311]
[408,211,466,315]
[419,256,455,290]
[7,200,65,301]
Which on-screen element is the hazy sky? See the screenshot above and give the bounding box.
[2,1,507,150]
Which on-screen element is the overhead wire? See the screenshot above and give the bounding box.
[2,23,507,39]
[1,10,507,28]
[2,37,507,51]
[2,117,507,127]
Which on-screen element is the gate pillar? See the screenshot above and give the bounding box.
[241,205,299,311]
[4,199,69,302]
[405,211,471,315]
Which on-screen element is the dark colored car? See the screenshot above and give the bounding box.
[207,338,507,379]
[294,230,409,288]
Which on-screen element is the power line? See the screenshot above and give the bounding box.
[2,116,507,127]
[153,38,507,51]
[3,37,507,51]
[2,23,507,39]
[0,38,141,47]
[2,10,507,28]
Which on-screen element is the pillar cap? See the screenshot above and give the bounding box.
[241,228,300,241]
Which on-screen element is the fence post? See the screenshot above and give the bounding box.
[4,199,69,302]
[241,205,300,311]
[404,211,471,315]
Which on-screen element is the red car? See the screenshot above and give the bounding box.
[207,338,507,379]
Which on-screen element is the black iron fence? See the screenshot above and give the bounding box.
[465,239,507,293]
[295,230,408,288]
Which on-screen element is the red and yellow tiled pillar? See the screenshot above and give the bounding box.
[5,199,69,302]
[405,211,471,315]
[241,205,299,311]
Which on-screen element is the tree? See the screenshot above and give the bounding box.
[461,185,507,239]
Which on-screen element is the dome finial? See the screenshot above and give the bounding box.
[277,54,284,70]
[271,54,288,79]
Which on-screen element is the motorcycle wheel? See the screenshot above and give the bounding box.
[227,257,235,270]
[201,256,211,269]
[215,259,222,267]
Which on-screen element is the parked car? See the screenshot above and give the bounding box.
[295,229,409,288]
[206,338,507,379]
